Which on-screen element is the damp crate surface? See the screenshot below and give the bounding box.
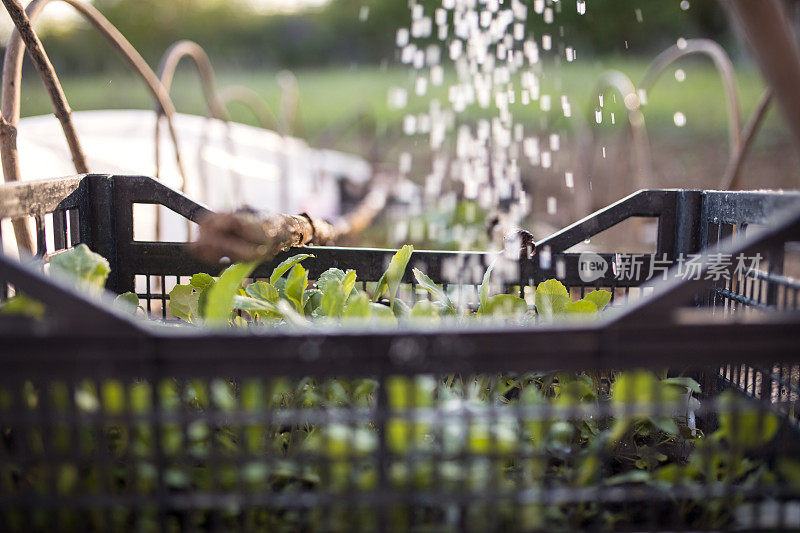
[1,175,800,531]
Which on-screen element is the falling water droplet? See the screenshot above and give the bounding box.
[595,107,603,124]
[539,246,552,270]
[547,197,557,215]
[577,0,586,15]
[565,171,574,188]
[673,111,687,127]
[399,152,412,174]
[675,69,686,82]
[680,0,690,10]
[556,258,566,279]
[396,28,409,47]
[677,37,688,50]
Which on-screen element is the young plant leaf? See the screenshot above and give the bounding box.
[284,264,309,313]
[369,302,398,325]
[169,284,200,322]
[478,259,496,313]
[410,300,440,320]
[563,299,598,314]
[191,273,215,312]
[663,377,702,394]
[343,291,371,319]
[535,279,570,318]
[245,281,279,303]
[232,295,309,327]
[316,268,346,294]
[204,262,259,325]
[372,245,413,306]
[0,294,46,319]
[269,254,314,285]
[583,289,612,311]
[304,289,323,316]
[231,295,274,313]
[412,268,455,314]
[49,244,110,288]
[483,294,528,318]
[114,292,141,314]
[190,273,215,291]
[392,298,410,319]
[320,269,357,317]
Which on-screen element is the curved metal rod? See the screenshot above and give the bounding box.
[155,40,229,121]
[154,41,238,237]
[155,40,230,191]
[639,39,742,161]
[154,41,230,181]
[218,85,279,130]
[589,70,652,191]
[2,0,187,183]
[720,89,773,190]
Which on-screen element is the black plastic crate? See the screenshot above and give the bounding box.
[1,175,800,532]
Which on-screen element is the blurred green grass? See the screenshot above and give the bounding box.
[17,58,782,150]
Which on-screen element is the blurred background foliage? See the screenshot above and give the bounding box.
[8,0,732,73]
[4,0,800,214]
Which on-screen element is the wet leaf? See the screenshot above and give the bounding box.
[584,289,612,310]
[563,299,598,314]
[413,268,454,314]
[478,259,496,313]
[0,294,45,319]
[285,264,309,313]
[49,244,110,288]
[269,254,314,285]
[535,279,570,318]
[483,294,528,317]
[245,281,278,302]
[168,284,199,322]
[204,261,259,325]
[343,291,370,319]
[372,245,413,307]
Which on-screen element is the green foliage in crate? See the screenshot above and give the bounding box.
[166,245,612,327]
[1,368,789,531]
[1,245,793,531]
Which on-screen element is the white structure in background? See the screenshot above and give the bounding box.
[9,109,371,244]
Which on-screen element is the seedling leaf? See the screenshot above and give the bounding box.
[270,254,314,285]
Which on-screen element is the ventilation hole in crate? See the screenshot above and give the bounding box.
[132,204,199,243]
[0,218,16,258]
[563,217,658,254]
[42,212,55,254]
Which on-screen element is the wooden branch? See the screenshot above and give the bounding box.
[0,116,32,252]
[2,0,188,189]
[192,184,390,265]
[1,0,88,175]
[0,0,88,254]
